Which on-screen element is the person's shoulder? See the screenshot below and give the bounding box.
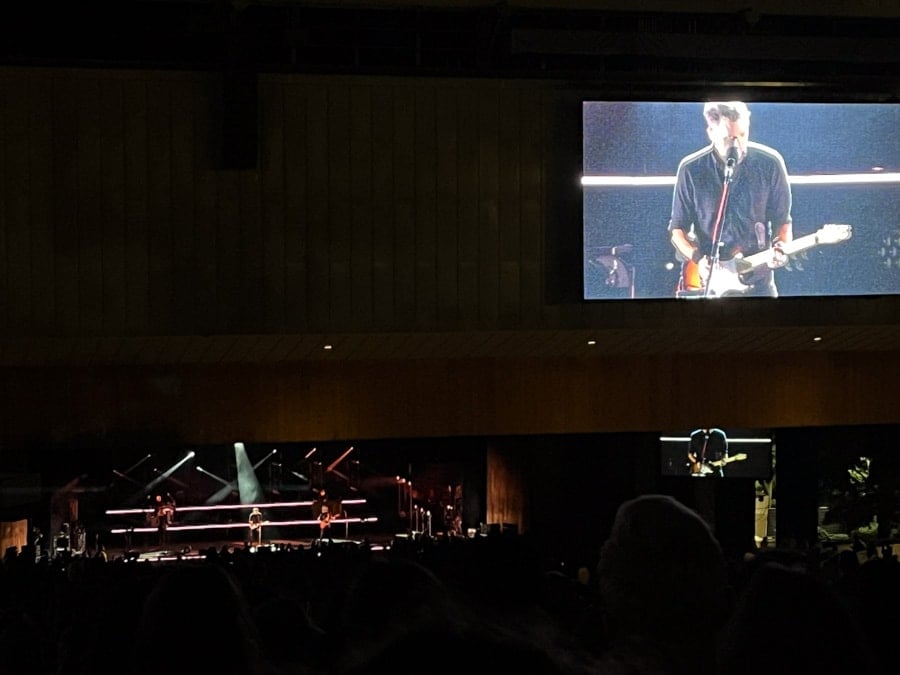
[677,145,714,171]
[747,141,787,165]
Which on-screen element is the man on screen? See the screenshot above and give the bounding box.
[669,101,793,298]
[688,427,730,477]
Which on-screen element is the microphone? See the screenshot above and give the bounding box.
[724,144,740,180]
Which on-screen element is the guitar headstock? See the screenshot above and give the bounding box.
[816,223,852,244]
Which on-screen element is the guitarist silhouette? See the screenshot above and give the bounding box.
[688,427,736,477]
[313,487,343,541]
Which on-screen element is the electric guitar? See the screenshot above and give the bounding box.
[318,509,342,530]
[680,223,852,297]
[690,452,748,476]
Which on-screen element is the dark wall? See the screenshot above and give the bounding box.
[0,69,898,448]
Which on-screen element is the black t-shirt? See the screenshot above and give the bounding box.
[669,142,792,294]
[689,428,729,476]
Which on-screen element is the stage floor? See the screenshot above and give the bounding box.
[103,533,397,562]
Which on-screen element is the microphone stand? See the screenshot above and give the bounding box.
[702,157,736,298]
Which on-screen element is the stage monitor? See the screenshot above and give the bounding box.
[659,428,773,480]
[582,101,900,300]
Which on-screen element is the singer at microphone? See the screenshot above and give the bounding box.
[668,101,794,298]
[724,141,740,180]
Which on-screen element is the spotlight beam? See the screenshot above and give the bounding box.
[326,446,354,473]
[153,468,189,489]
[111,469,143,487]
[204,446,276,506]
[125,451,195,505]
[111,453,153,485]
[196,466,231,486]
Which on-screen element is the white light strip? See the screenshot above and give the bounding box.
[788,172,900,185]
[581,175,675,186]
[659,436,771,443]
[581,172,900,187]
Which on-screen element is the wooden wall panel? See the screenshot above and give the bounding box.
[305,84,330,329]
[2,73,30,331]
[435,85,459,328]
[170,77,198,333]
[192,79,219,335]
[486,445,526,534]
[349,85,374,328]
[456,87,481,329]
[77,77,105,335]
[259,79,287,332]
[284,83,312,333]
[477,87,500,326]
[392,85,417,326]
[370,87,396,328]
[146,77,175,335]
[215,167,241,331]
[0,67,896,345]
[0,73,8,328]
[327,84,352,328]
[28,76,55,334]
[0,67,897,450]
[122,77,150,334]
[413,85,438,328]
[52,75,81,334]
[519,87,545,327]
[498,86,523,325]
[99,77,127,333]
[1,351,899,448]
[238,160,264,329]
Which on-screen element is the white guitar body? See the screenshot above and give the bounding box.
[700,224,853,298]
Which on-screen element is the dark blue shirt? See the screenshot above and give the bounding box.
[669,142,792,294]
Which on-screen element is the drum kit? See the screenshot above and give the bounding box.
[586,244,635,298]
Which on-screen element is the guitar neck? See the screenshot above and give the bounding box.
[740,231,822,271]
[709,453,747,467]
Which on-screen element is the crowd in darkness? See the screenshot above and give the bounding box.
[1,494,897,675]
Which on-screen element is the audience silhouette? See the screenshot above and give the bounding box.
[593,494,735,675]
[717,560,883,675]
[2,493,900,675]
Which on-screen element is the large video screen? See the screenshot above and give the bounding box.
[583,101,900,300]
[659,428,773,480]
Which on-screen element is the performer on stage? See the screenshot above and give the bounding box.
[248,506,264,546]
[312,487,342,541]
[154,493,176,548]
[669,101,792,298]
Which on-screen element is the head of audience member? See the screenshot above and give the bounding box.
[131,563,269,675]
[595,494,734,674]
[717,561,883,675]
[333,554,473,673]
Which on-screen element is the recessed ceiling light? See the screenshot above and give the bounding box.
[587,340,596,346]
[813,336,823,342]
[323,344,333,350]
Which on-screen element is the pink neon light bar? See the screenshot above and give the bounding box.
[109,516,379,534]
[105,498,367,516]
